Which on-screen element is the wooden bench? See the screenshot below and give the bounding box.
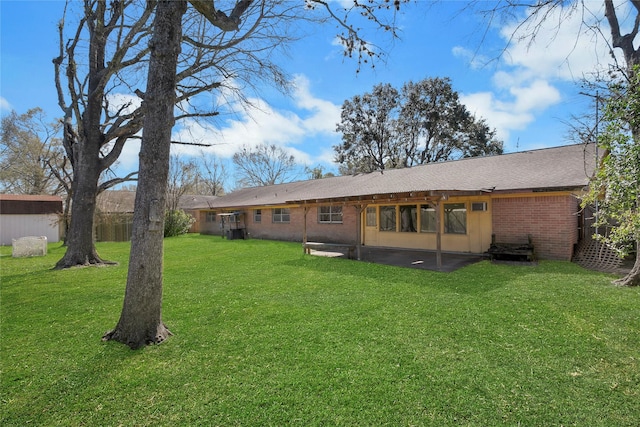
[488,234,535,262]
[303,242,356,259]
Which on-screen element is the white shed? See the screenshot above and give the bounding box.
[0,194,63,246]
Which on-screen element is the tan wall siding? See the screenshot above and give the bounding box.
[363,197,493,253]
[492,195,579,260]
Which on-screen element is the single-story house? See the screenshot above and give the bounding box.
[0,194,63,245]
[178,194,219,235]
[95,191,218,241]
[207,144,599,261]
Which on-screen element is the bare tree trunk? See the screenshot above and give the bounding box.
[55,138,107,268]
[54,1,116,269]
[103,0,187,349]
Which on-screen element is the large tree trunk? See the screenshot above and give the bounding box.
[103,0,187,349]
[55,1,113,269]
[54,140,107,268]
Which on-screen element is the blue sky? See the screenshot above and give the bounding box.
[1,1,615,183]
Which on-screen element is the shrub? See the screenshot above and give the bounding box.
[164,209,195,237]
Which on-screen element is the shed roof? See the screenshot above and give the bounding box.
[0,194,63,215]
[0,194,62,202]
[209,143,598,209]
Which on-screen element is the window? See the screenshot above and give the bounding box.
[254,209,262,223]
[205,211,216,223]
[400,205,417,232]
[379,206,396,231]
[444,203,466,234]
[366,207,377,227]
[318,205,342,223]
[420,205,436,232]
[272,208,290,223]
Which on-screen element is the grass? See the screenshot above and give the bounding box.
[1,234,639,426]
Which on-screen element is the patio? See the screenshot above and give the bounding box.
[307,245,486,272]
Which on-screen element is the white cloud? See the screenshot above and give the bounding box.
[455,2,613,148]
[0,97,11,112]
[500,7,611,82]
[460,92,532,143]
[510,80,561,113]
[461,79,560,145]
[111,139,141,172]
[291,75,341,134]
[106,93,142,116]
[170,74,341,168]
[452,46,490,70]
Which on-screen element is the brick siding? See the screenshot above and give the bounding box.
[246,206,359,244]
[492,195,579,260]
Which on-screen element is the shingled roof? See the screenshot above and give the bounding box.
[210,143,598,209]
[97,191,218,213]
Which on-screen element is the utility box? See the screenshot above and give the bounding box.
[12,236,47,257]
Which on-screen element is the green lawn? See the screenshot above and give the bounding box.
[1,234,639,426]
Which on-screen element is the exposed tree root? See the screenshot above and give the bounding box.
[613,253,640,287]
[613,272,640,287]
[102,323,172,350]
[54,254,117,270]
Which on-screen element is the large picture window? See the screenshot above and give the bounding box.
[318,205,343,223]
[444,203,466,234]
[420,205,436,232]
[272,208,290,223]
[400,205,417,232]
[379,206,396,231]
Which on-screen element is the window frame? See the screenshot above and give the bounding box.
[365,207,377,227]
[205,211,216,223]
[420,205,437,233]
[318,205,343,224]
[379,205,397,232]
[444,202,467,234]
[272,208,290,224]
[399,205,417,232]
[254,209,262,223]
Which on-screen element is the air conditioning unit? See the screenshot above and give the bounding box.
[471,202,487,212]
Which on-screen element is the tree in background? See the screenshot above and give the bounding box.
[104,0,409,349]
[334,77,503,174]
[233,143,298,187]
[399,78,502,165]
[54,1,153,268]
[166,156,199,211]
[0,108,67,195]
[335,83,400,174]
[0,108,75,236]
[53,0,288,268]
[305,165,335,179]
[480,0,639,285]
[164,156,198,237]
[583,67,640,286]
[197,151,227,195]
